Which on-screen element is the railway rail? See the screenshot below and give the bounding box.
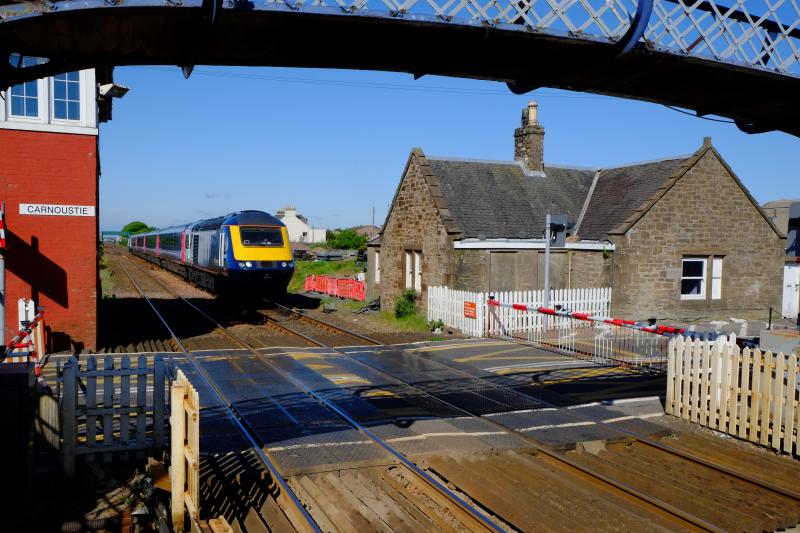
[105,251,800,532]
[115,255,504,532]
[259,301,800,532]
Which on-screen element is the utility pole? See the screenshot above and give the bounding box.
[543,213,551,328]
[372,206,375,232]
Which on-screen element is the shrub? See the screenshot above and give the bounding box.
[394,289,417,318]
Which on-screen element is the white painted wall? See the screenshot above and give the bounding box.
[276,207,327,243]
[783,264,800,319]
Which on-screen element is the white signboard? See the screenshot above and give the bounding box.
[19,203,95,217]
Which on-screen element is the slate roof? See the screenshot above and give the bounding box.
[425,157,595,239]
[576,157,692,240]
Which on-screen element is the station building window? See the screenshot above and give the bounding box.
[53,71,81,121]
[404,250,422,292]
[680,256,723,301]
[374,251,381,284]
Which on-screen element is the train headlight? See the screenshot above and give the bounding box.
[238,262,246,268]
[281,262,287,268]
[245,261,253,268]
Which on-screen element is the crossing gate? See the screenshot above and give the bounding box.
[60,354,168,477]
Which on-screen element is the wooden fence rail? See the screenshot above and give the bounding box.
[171,368,200,531]
[666,336,799,455]
[61,354,167,477]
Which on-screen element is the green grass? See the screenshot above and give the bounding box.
[288,259,363,293]
[378,311,430,332]
[99,254,115,298]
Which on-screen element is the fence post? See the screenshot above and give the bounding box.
[170,378,186,531]
[154,356,165,454]
[62,357,77,478]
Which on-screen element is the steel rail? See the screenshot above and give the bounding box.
[114,257,321,533]
[122,255,503,533]
[262,299,382,346]
[239,303,725,530]
[391,340,800,503]
[266,305,800,522]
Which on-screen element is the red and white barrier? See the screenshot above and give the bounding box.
[305,275,366,302]
[2,309,47,387]
[487,297,684,337]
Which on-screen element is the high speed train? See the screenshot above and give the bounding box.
[129,210,295,296]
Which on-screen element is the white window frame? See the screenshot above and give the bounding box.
[50,70,84,124]
[711,257,723,300]
[7,78,45,123]
[414,251,422,292]
[404,251,413,289]
[374,250,381,284]
[681,257,707,300]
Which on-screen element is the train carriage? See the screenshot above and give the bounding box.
[129,210,294,296]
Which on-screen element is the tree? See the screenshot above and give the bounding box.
[122,221,154,234]
[326,228,367,250]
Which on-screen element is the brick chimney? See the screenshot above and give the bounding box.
[514,101,544,174]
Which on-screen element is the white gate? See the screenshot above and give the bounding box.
[783,264,800,319]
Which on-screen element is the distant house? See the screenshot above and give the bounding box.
[353,225,380,238]
[276,206,327,243]
[368,102,785,323]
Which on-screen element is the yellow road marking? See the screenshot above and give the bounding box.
[419,341,513,352]
[454,345,543,363]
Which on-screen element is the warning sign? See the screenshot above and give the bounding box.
[464,301,477,319]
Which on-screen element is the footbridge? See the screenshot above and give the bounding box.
[2,0,799,134]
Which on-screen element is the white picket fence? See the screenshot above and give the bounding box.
[427,286,612,339]
[666,336,799,455]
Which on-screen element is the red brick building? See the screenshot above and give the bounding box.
[1,66,116,351]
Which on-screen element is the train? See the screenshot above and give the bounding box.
[128,210,295,296]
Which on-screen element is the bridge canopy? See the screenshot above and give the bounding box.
[1,0,798,134]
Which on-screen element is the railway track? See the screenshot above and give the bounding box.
[256,301,800,532]
[115,255,506,532]
[108,252,800,532]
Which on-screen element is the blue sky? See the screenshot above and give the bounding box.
[99,66,799,232]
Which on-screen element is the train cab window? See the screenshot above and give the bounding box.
[240,227,283,246]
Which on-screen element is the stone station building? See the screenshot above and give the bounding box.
[368,103,785,322]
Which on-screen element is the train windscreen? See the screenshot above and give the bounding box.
[239,226,283,246]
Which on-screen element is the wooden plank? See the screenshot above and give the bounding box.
[719,343,731,431]
[691,338,702,422]
[772,352,785,451]
[62,358,77,478]
[665,338,677,415]
[86,356,98,456]
[137,355,147,447]
[154,356,165,453]
[749,349,762,443]
[760,352,774,446]
[708,342,720,429]
[785,354,798,454]
[681,338,692,420]
[673,337,685,418]
[171,381,186,531]
[727,347,741,436]
[120,356,131,462]
[738,348,751,439]
[700,340,711,426]
[103,355,114,463]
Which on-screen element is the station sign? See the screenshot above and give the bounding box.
[19,203,95,217]
[464,301,477,319]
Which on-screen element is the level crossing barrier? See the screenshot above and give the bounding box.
[666,336,799,455]
[486,294,677,371]
[305,275,366,301]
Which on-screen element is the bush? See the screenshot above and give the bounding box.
[394,289,417,318]
[326,228,367,250]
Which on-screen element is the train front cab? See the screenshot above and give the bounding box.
[224,222,294,295]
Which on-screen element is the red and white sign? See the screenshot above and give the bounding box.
[464,301,477,319]
[0,201,5,249]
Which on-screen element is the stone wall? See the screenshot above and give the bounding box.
[378,153,453,312]
[610,149,785,321]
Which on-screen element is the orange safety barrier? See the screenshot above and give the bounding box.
[305,275,366,301]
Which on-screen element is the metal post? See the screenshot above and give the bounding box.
[543,214,551,330]
[0,252,5,347]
